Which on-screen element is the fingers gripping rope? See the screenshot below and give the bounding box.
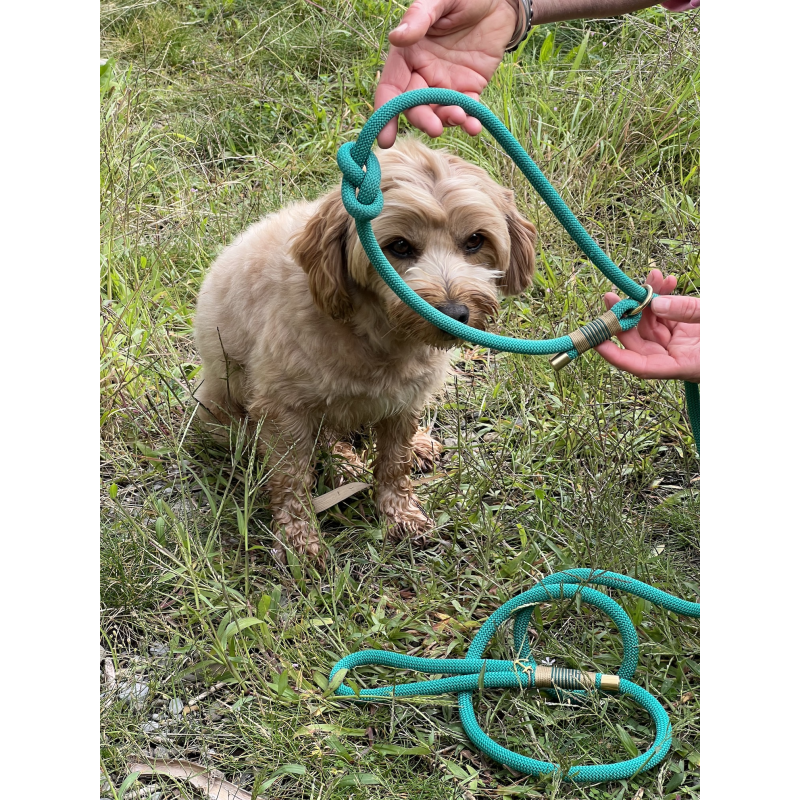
[329,569,700,783]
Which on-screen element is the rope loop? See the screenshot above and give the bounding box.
[336,90,699,446]
[329,569,699,783]
[337,141,384,221]
[336,89,654,358]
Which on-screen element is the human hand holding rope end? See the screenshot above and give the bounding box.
[375,1,699,149]
[375,0,517,148]
[594,269,700,383]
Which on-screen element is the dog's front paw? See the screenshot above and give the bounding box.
[272,537,327,566]
[379,489,433,542]
[272,513,326,565]
[387,514,433,543]
[411,429,443,473]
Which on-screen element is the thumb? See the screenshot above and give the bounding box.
[650,295,699,323]
[389,0,450,46]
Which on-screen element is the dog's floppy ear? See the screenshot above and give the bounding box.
[499,190,537,296]
[291,188,353,320]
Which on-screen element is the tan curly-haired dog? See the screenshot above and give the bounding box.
[194,138,536,562]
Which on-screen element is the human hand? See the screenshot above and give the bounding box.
[594,269,700,382]
[375,0,517,149]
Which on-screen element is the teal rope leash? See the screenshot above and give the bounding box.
[337,88,699,447]
[329,569,699,783]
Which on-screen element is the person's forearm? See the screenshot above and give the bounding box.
[530,0,658,25]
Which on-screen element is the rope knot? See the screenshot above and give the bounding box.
[337,141,384,221]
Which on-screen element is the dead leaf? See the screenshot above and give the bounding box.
[127,759,265,800]
[461,347,489,363]
[312,482,371,513]
[633,786,645,799]
[103,656,116,690]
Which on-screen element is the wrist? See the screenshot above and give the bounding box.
[505,0,533,52]
[528,1,656,25]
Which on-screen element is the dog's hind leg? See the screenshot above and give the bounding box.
[410,428,442,473]
[193,355,249,446]
[252,409,324,563]
[373,411,434,542]
[330,440,367,485]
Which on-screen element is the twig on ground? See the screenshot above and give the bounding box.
[183,680,229,715]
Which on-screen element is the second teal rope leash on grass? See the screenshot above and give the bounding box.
[329,569,700,783]
[337,88,699,448]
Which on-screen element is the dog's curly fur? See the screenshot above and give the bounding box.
[194,138,536,561]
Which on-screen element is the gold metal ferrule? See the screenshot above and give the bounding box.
[599,674,621,691]
[550,352,572,372]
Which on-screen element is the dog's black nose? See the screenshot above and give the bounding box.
[435,303,470,325]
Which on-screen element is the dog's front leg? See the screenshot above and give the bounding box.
[254,412,322,563]
[373,411,434,542]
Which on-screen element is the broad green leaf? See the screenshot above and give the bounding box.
[269,586,282,622]
[256,594,271,620]
[539,31,554,63]
[222,617,267,645]
[117,771,141,797]
[276,670,289,697]
[615,724,640,758]
[373,743,431,756]
[477,660,488,691]
[336,773,382,787]
[257,763,306,791]
[327,668,348,693]
[216,610,233,644]
[443,759,471,780]
[664,769,685,793]
[567,33,590,82]
[333,562,350,604]
[312,671,329,691]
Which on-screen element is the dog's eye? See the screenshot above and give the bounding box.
[386,238,415,259]
[465,233,485,253]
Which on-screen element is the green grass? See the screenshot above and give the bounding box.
[100,2,699,798]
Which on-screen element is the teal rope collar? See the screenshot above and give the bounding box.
[329,569,699,783]
[337,89,646,362]
[336,88,699,447]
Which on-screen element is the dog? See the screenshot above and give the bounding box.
[193,138,536,561]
